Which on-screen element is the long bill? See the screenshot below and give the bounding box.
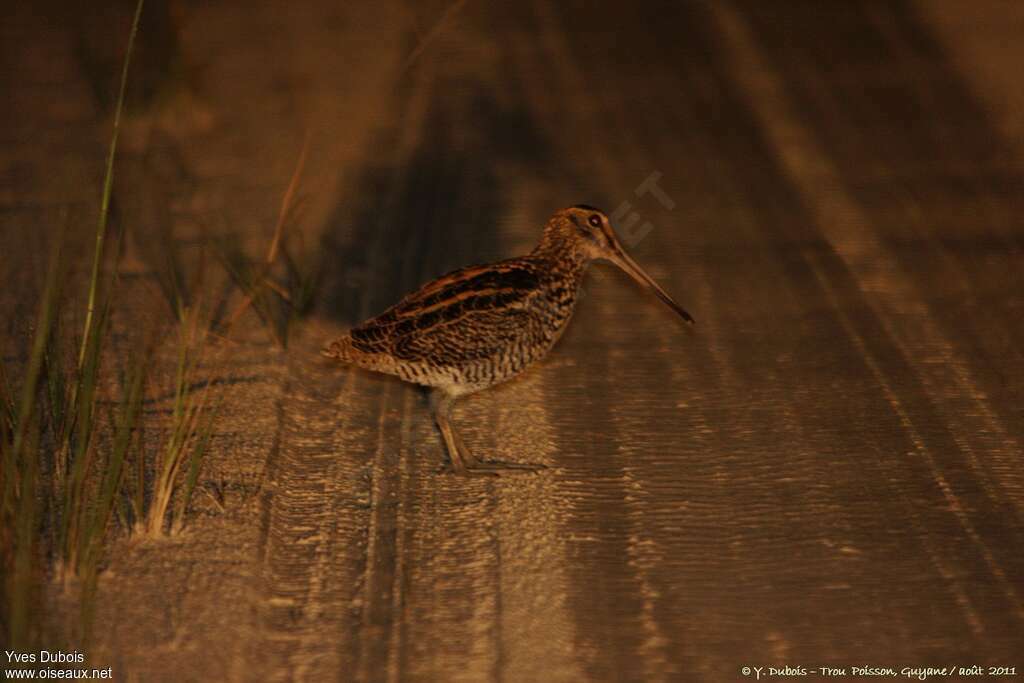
[605,239,695,325]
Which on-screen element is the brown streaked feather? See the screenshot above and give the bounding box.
[348,259,543,364]
[390,261,540,317]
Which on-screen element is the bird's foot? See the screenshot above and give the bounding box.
[468,460,547,476]
[436,459,547,477]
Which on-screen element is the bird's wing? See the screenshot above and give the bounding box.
[348,260,543,363]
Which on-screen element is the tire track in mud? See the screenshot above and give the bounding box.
[711,0,1024,633]
[379,397,505,683]
[254,21,440,679]
[254,354,377,681]
[728,0,1024,508]
[254,6,577,680]
[530,0,1024,675]
[527,4,695,679]
[252,1,1024,679]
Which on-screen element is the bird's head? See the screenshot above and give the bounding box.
[539,205,694,324]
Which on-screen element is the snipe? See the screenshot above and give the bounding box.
[323,205,693,475]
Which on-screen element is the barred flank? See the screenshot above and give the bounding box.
[322,336,354,362]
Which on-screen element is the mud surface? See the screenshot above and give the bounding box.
[3,1,1024,681]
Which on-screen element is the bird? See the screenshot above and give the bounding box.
[322,205,693,476]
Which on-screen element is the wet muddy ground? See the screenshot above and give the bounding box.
[3,1,1023,681]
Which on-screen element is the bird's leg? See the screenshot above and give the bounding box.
[451,429,546,473]
[429,389,545,476]
[430,389,474,476]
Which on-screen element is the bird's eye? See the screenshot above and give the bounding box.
[588,214,601,228]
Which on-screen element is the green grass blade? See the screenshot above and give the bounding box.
[80,349,148,573]
[2,235,64,649]
[78,0,145,369]
[61,0,145,575]
[0,357,15,437]
[173,396,221,533]
[9,412,41,650]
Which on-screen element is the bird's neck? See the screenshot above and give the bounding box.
[531,230,587,260]
[529,239,591,286]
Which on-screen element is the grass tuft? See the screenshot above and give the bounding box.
[1,235,65,649]
[215,138,320,347]
[1,0,148,648]
[136,306,220,538]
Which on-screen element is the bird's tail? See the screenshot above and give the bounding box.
[321,335,355,363]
